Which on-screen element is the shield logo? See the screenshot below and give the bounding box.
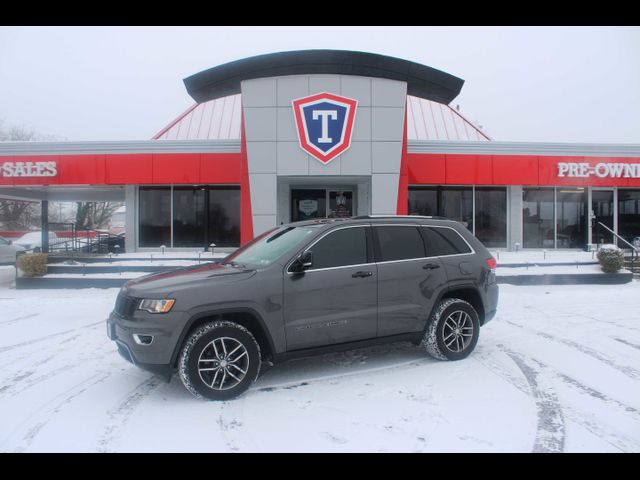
[292,92,358,164]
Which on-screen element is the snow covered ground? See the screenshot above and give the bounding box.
[0,282,639,452]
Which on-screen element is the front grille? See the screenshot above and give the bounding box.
[114,292,138,319]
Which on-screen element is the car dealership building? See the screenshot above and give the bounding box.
[1,50,639,252]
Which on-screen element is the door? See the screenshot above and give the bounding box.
[291,189,326,222]
[328,190,353,218]
[374,225,448,337]
[592,190,615,245]
[283,225,377,350]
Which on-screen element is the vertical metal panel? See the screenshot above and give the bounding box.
[152,95,242,140]
[406,96,490,142]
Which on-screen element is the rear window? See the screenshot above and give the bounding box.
[422,227,472,257]
[375,226,426,262]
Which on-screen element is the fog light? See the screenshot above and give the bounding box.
[133,334,154,345]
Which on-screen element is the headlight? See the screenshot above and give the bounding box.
[138,299,175,314]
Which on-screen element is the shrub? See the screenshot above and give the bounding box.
[16,253,48,277]
[596,244,625,273]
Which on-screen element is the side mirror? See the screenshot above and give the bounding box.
[291,251,313,274]
[7,240,12,245]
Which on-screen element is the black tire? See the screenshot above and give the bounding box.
[179,321,261,401]
[422,298,480,361]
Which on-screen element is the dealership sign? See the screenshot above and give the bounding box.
[292,92,357,164]
[558,162,640,179]
[0,161,57,178]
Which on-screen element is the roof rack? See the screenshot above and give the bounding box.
[352,215,449,220]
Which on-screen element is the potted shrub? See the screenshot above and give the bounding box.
[596,244,625,273]
[16,253,48,277]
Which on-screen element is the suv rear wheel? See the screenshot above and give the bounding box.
[422,298,480,361]
[179,321,261,400]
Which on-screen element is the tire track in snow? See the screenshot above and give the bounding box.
[477,347,639,452]
[526,357,640,452]
[2,372,112,453]
[499,347,565,453]
[97,376,162,453]
[504,320,640,380]
[613,337,640,351]
[0,313,39,326]
[0,320,105,354]
[0,342,117,401]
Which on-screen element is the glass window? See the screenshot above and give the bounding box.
[422,227,472,256]
[328,191,353,218]
[591,190,614,245]
[309,227,368,269]
[523,188,555,248]
[291,189,326,222]
[618,189,640,244]
[173,187,205,247]
[208,187,240,247]
[0,237,9,246]
[139,187,171,247]
[475,187,506,248]
[441,188,473,231]
[558,189,586,249]
[227,226,319,268]
[408,188,438,216]
[408,187,472,232]
[375,226,425,261]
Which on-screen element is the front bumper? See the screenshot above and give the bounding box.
[106,310,188,381]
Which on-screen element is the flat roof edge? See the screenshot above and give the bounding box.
[0,140,241,156]
[408,140,640,157]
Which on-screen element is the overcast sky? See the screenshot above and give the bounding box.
[0,26,638,144]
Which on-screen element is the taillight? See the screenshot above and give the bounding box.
[486,258,497,269]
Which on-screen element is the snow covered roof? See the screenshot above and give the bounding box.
[153,94,489,142]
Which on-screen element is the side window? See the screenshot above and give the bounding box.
[0,237,8,246]
[309,227,368,269]
[375,226,425,262]
[422,227,472,256]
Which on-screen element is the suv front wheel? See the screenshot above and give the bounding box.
[179,321,261,400]
[422,298,480,361]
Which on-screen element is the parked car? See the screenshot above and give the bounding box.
[0,236,26,264]
[13,231,59,252]
[107,216,499,401]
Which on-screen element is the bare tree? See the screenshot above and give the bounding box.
[0,119,62,142]
[0,121,63,230]
[75,202,123,230]
[0,201,41,229]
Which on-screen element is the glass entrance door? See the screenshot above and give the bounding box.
[291,189,354,222]
[291,189,327,222]
[592,190,614,245]
[328,190,353,218]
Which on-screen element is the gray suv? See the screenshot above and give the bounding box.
[107,216,498,400]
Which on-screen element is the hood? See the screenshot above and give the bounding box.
[122,262,255,297]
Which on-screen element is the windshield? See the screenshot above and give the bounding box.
[224,226,319,268]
